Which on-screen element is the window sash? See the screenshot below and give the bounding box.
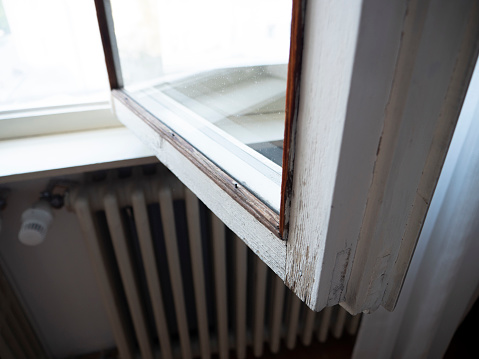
[95,0,306,238]
[95,0,479,315]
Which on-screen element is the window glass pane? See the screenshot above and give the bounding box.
[153,65,287,167]
[0,0,110,112]
[112,0,290,85]
[111,0,291,209]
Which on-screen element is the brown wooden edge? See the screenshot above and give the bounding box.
[112,89,281,238]
[94,0,123,89]
[280,0,307,239]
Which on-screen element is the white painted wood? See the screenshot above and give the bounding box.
[211,215,229,359]
[269,274,285,353]
[113,97,286,280]
[380,0,479,311]
[286,0,410,310]
[1,0,474,336]
[286,0,479,314]
[253,257,267,357]
[0,127,156,185]
[103,193,154,359]
[109,0,477,317]
[353,61,479,358]
[185,189,211,359]
[131,188,173,359]
[74,197,134,359]
[286,0,372,310]
[234,235,248,359]
[0,102,119,141]
[345,0,479,314]
[158,186,192,359]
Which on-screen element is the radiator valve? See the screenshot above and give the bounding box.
[18,200,53,246]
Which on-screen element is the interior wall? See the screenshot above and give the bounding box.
[0,175,114,358]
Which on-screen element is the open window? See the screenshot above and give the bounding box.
[108,0,295,214]
[0,0,119,139]
[96,0,304,238]
[95,0,479,315]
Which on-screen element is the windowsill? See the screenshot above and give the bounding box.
[0,126,158,184]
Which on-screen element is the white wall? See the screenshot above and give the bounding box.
[0,175,115,358]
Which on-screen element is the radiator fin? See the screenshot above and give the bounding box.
[318,306,333,343]
[269,274,286,353]
[104,193,155,359]
[185,189,211,359]
[302,308,317,346]
[286,290,302,349]
[253,257,268,357]
[211,214,229,359]
[75,197,134,359]
[234,235,248,359]
[73,172,362,359]
[132,189,173,359]
[159,186,192,359]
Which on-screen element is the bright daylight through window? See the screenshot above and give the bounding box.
[0,0,109,113]
[110,0,292,211]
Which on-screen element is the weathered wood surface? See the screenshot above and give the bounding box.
[113,90,280,237]
[345,0,479,314]
[286,0,378,311]
[286,0,479,313]
[112,94,287,280]
[380,0,479,311]
[280,0,307,238]
[107,0,479,315]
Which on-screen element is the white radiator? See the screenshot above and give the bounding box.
[70,167,361,359]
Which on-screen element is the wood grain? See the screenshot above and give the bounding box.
[280,0,307,238]
[285,0,367,311]
[286,0,479,314]
[373,0,479,312]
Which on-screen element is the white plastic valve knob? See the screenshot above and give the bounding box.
[18,200,53,246]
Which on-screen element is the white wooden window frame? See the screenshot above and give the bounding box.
[102,0,479,314]
[0,101,120,140]
[127,71,284,211]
